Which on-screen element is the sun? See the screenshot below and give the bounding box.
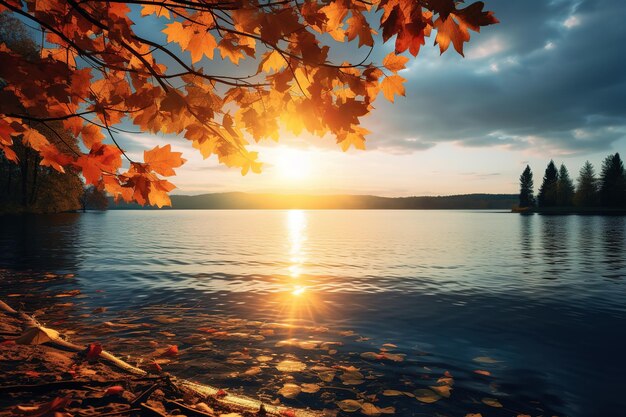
[273,147,313,180]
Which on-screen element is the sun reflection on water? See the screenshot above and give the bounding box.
[268,210,328,325]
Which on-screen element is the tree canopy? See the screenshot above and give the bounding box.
[0,0,497,206]
[518,164,534,208]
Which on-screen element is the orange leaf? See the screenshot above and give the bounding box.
[161,345,179,357]
[383,52,409,73]
[144,144,186,177]
[380,75,406,102]
[104,386,125,396]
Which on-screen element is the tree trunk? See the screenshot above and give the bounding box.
[20,150,29,209]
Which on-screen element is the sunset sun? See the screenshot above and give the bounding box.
[273,147,313,180]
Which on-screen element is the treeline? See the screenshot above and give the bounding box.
[109,192,519,210]
[519,153,626,209]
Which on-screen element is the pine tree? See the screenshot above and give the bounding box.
[538,160,559,207]
[600,153,626,208]
[557,164,575,207]
[574,161,598,207]
[519,165,535,208]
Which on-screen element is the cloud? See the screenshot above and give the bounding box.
[364,0,626,157]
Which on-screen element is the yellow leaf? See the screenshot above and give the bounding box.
[276,359,306,372]
[429,385,451,398]
[481,398,503,408]
[260,50,286,73]
[361,403,381,416]
[336,399,361,412]
[380,75,406,103]
[15,327,60,345]
[278,383,301,399]
[414,389,441,404]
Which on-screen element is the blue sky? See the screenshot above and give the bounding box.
[119,0,626,196]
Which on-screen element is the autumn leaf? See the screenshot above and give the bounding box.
[104,386,125,396]
[481,397,503,408]
[383,52,409,73]
[260,50,286,73]
[144,144,186,177]
[381,75,406,102]
[278,383,301,399]
[15,327,60,345]
[414,388,441,403]
[86,343,103,362]
[141,4,171,19]
[336,399,361,412]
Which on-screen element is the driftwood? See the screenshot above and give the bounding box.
[0,299,323,417]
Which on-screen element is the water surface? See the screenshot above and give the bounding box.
[1,210,625,417]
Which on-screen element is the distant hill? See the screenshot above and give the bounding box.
[108,192,518,210]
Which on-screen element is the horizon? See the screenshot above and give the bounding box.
[115,0,626,197]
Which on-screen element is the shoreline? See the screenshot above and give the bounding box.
[0,300,320,417]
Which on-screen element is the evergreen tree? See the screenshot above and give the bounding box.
[600,153,626,207]
[574,161,598,207]
[518,165,535,208]
[557,164,575,207]
[538,160,559,207]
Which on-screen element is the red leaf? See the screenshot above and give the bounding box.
[86,343,102,362]
[104,386,125,396]
[149,361,163,373]
[24,371,41,378]
[162,345,178,357]
[0,340,16,347]
[215,389,228,398]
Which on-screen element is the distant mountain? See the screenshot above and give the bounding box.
[108,192,518,210]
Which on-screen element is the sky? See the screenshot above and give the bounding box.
[122,0,626,197]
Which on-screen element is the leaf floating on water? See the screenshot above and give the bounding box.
[15,327,60,345]
[336,399,361,412]
[301,383,321,393]
[276,360,306,372]
[465,414,482,417]
[278,383,301,399]
[378,406,395,414]
[243,366,262,376]
[318,370,336,382]
[257,355,273,362]
[382,390,404,397]
[473,356,501,364]
[414,389,441,404]
[360,352,382,361]
[437,376,454,386]
[361,403,381,416]
[153,315,183,324]
[428,385,451,398]
[481,398,503,408]
[474,370,491,376]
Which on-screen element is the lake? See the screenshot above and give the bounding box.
[1,210,625,417]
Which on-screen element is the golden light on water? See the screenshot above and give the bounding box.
[267,210,329,326]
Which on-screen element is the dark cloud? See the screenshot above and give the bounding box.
[365,0,626,156]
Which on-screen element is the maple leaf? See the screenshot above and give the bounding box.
[144,144,186,177]
[81,124,104,149]
[380,74,406,102]
[141,4,171,19]
[260,50,286,73]
[383,52,409,73]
